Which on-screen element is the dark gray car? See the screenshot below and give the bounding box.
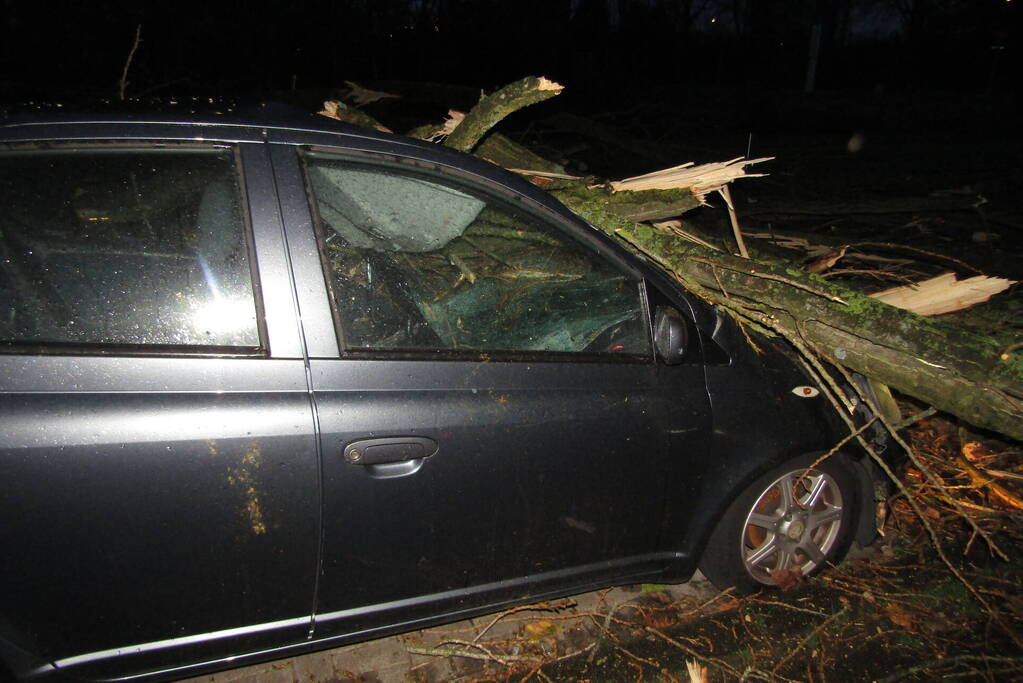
[0,111,884,682]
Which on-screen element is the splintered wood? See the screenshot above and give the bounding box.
[423,110,466,142]
[870,272,1017,316]
[608,156,773,203]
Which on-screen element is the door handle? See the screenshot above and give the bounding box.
[343,437,438,466]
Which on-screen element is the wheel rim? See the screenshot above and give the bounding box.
[740,468,845,585]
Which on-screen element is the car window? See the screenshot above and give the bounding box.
[0,146,261,351]
[303,153,651,358]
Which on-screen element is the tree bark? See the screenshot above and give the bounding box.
[553,187,1023,441]
[442,76,563,153]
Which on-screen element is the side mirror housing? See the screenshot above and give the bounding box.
[654,306,688,365]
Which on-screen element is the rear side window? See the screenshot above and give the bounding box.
[0,146,261,351]
[303,153,650,359]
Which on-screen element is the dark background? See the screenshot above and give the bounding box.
[2,0,1019,119]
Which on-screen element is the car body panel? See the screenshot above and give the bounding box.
[0,112,864,682]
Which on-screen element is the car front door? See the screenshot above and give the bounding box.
[270,139,713,640]
[0,133,319,680]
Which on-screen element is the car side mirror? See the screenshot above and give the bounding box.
[654,306,688,365]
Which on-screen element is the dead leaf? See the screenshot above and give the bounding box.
[961,441,990,463]
[523,619,559,640]
[805,245,849,274]
[770,567,803,591]
[883,604,915,631]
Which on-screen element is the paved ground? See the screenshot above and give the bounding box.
[178,573,718,683]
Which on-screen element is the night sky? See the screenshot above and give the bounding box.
[2,0,1019,116]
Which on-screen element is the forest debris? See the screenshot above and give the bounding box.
[769,567,803,592]
[806,245,849,274]
[608,156,773,203]
[523,619,560,640]
[883,604,916,630]
[423,109,465,142]
[686,659,709,683]
[870,272,1017,316]
[958,442,1023,511]
[318,100,392,132]
[343,80,400,106]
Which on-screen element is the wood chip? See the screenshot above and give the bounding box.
[870,272,1017,316]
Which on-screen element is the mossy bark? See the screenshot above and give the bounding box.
[555,189,1023,442]
[443,76,563,154]
[587,187,702,222]
[475,133,567,174]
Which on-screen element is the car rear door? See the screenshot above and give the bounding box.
[0,127,319,679]
[268,135,713,641]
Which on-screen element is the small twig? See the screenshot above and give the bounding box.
[850,241,984,275]
[746,598,828,617]
[877,655,1023,683]
[1000,341,1023,361]
[771,606,849,675]
[118,24,142,101]
[824,365,1023,649]
[472,600,573,643]
[407,639,537,666]
[718,185,749,258]
[645,626,743,679]
[792,417,878,493]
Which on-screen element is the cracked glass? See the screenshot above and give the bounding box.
[305,155,650,357]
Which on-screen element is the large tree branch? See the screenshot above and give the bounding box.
[443,76,563,153]
[555,190,1023,441]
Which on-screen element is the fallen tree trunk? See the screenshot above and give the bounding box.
[553,187,1023,441]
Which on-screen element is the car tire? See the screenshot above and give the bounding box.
[699,454,861,595]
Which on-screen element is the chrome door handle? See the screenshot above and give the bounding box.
[343,436,438,466]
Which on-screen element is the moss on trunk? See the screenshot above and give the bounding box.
[557,190,1023,442]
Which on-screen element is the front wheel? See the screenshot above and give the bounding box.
[699,454,860,594]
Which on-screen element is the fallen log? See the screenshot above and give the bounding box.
[554,190,1023,441]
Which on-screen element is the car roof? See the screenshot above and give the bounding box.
[0,102,518,187]
[0,102,398,142]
